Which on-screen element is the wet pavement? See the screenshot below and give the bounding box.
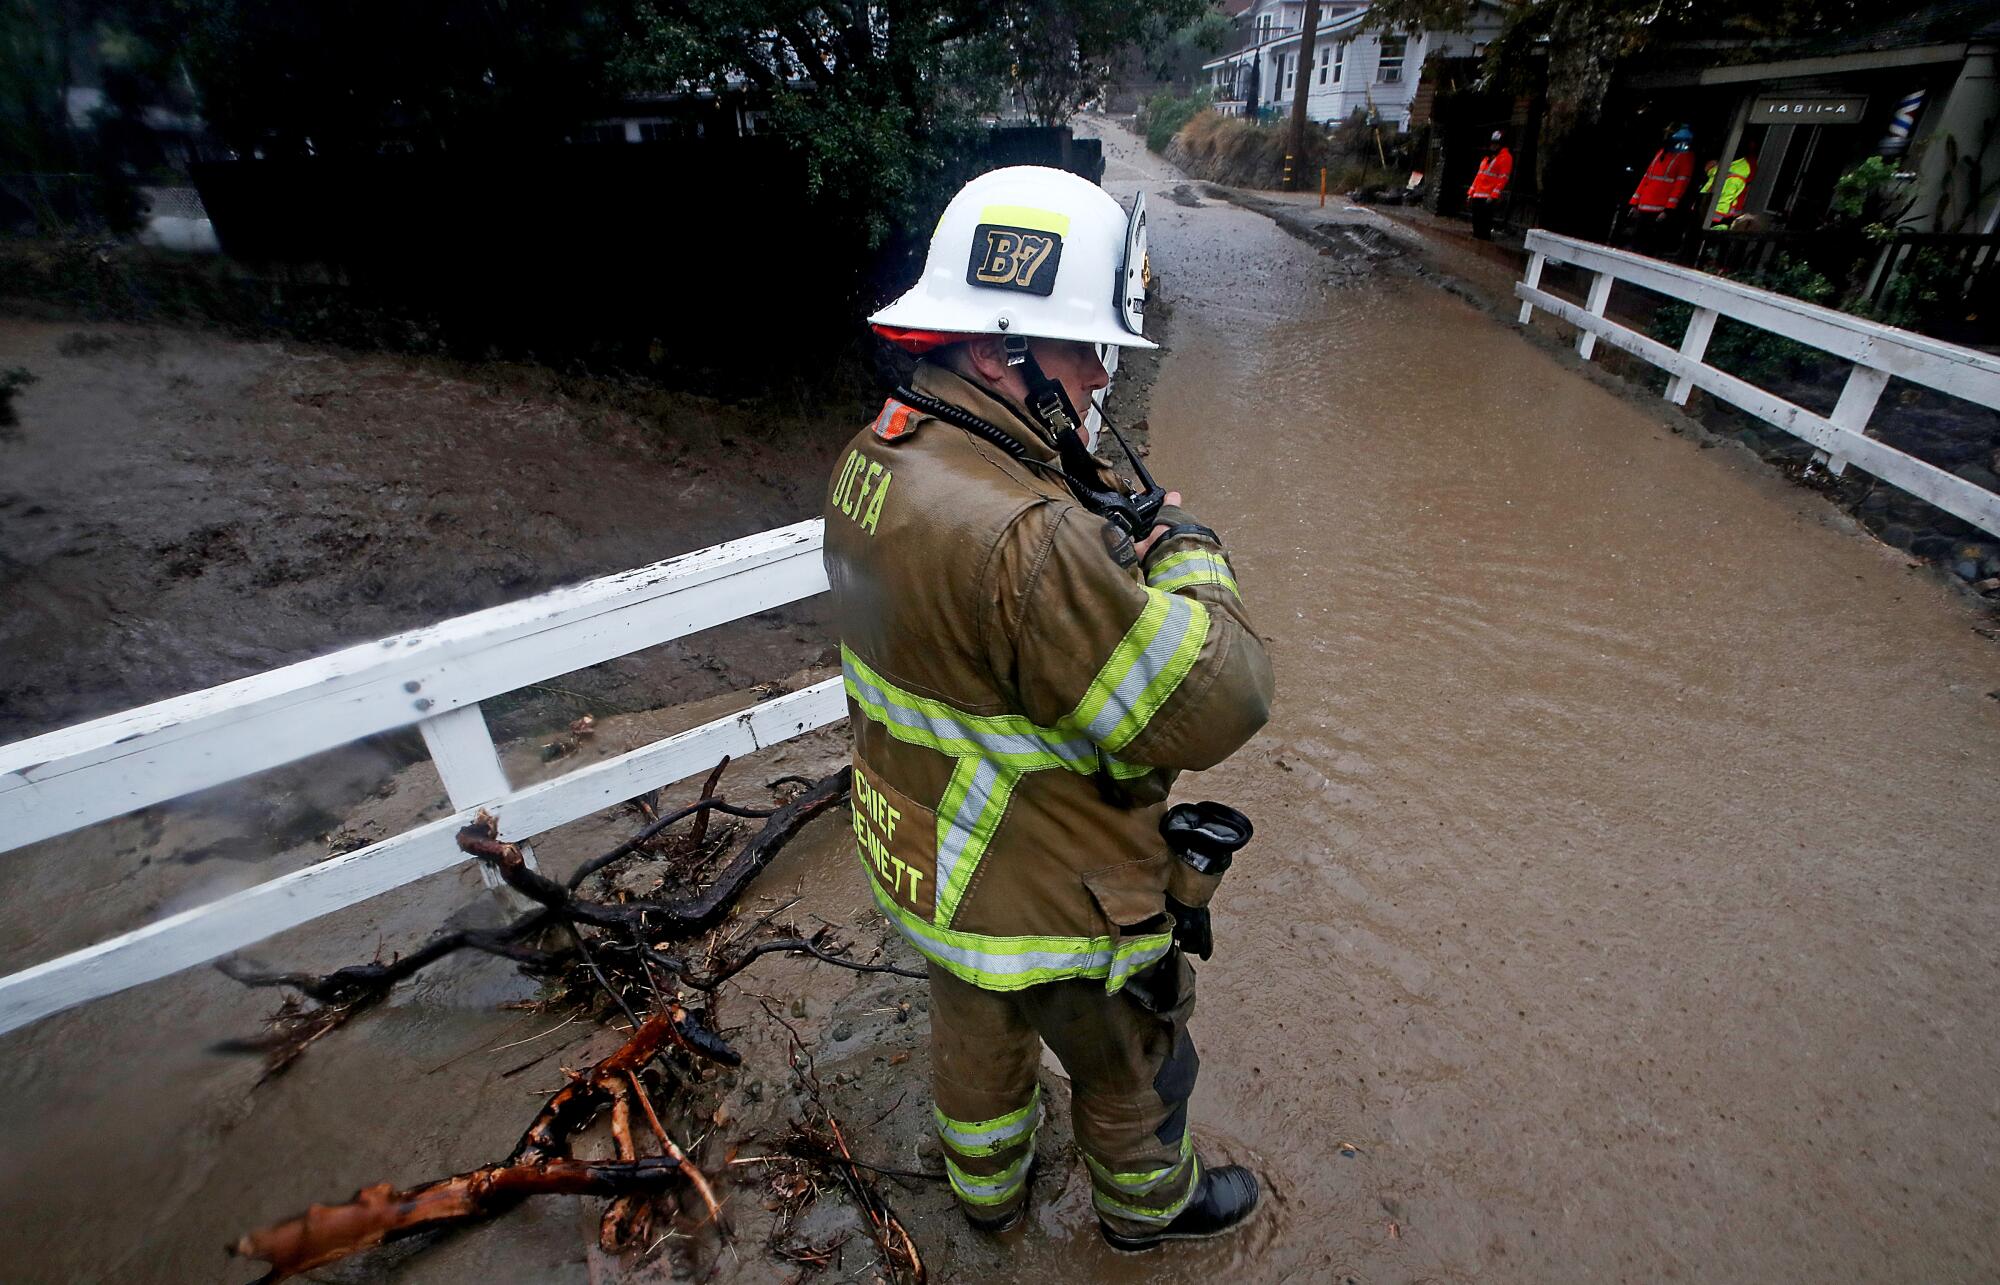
[1064,117,2000,1281]
[4,121,1999,1284]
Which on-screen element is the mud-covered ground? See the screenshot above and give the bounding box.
[0,321,853,743]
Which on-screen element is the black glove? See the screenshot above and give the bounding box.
[1166,896,1212,961]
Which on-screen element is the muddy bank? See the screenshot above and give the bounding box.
[0,317,858,744]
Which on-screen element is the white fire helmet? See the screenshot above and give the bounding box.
[869,165,1156,351]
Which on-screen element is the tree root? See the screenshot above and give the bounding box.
[231,1005,739,1281]
[219,762,852,1073]
[217,760,934,1280]
[231,1157,682,1284]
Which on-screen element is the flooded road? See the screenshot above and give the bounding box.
[1062,120,2000,1281]
[5,123,1999,1284]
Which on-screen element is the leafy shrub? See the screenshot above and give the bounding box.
[1828,156,1917,238]
[1651,255,1837,381]
[1138,88,1212,154]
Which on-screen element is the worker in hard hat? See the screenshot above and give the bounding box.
[1465,130,1513,241]
[824,165,1274,1250]
[1627,124,1697,253]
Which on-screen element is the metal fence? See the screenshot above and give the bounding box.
[1516,229,2000,539]
[0,520,840,1036]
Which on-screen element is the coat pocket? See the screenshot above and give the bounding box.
[1081,851,1177,993]
[1081,851,1174,936]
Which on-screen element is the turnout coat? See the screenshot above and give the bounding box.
[823,361,1274,994]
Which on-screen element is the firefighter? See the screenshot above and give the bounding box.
[1465,130,1513,241]
[824,165,1275,1250]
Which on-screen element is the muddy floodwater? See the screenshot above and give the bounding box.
[5,120,2000,1283]
[1078,123,2000,1282]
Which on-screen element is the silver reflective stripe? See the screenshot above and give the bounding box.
[936,1092,1041,1155]
[1107,937,1172,991]
[842,653,1096,767]
[882,887,1114,981]
[1147,552,1232,584]
[935,756,1004,908]
[949,1150,1033,1202]
[1080,592,1200,743]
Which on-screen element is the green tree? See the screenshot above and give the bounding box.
[617,0,1199,238]
[1000,0,1206,126]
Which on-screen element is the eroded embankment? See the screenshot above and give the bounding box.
[0,318,857,745]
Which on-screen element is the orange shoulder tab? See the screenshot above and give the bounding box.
[871,398,920,442]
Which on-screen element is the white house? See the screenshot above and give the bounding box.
[1202,0,1506,131]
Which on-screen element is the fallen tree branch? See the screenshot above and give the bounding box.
[229,1157,683,1284]
[511,1006,734,1163]
[232,1006,737,1281]
[566,799,775,892]
[223,766,849,1076]
[644,934,925,991]
[463,768,852,936]
[627,1069,724,1227]
[218,912,558,1006]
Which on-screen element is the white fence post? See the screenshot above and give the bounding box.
[1666,306,1718,406]
[1517,250,1546,325]
[1818,364,1891,476]
[418,701,540,894]
[1577,270,1614,360]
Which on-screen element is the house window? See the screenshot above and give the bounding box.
[1285,54,1295,92]
[1318,45,1329,85]
[1333,40,1344,82]
[1378,35,1406,83]
[1259,14,1272,40]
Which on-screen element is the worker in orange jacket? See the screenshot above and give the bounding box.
[1465,131,1512,241]
[1627,125,1695,253]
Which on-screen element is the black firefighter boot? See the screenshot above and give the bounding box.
[1099,1164,1261,1252]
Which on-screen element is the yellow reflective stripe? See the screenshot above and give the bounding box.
[1146,549,1239,598]
[1145,549,1230,580]
[934,755,1020,928]
[1067,589,1210,752]
[979,203,1072,236]
[1107,933,1174,990]
[1104,753,1153,781]
[868,878,1172,993]
[948,1149,1034,1205]
[1085,1129,1195,1196]
[1092,1152,1202,1225]
[842,646,1094,772]
[936,1088,1041,1158]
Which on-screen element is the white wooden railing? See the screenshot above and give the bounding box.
[1516,230,2000,540]
[0,520,841,1036]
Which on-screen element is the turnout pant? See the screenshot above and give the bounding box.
[926,954,1202,1236]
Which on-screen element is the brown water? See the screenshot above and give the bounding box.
[5,126,2000,1283]
[1036,121,2000,1282]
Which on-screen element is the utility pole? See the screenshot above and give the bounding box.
[1284,0,1324,191]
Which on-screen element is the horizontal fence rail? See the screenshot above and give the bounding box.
[1516,230,2000,540]
[0,520,841,1036]
[0,519,827,853]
